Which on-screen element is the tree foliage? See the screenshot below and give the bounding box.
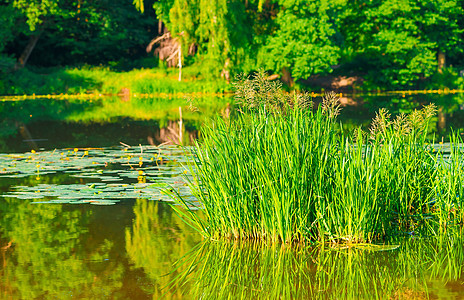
[1,0,157,68]
[260,0,344,82]
[1,0,463,88]
[149,0,464,87]
[152,0,256,78]
[9,0,59,31]
[339,0,464,87]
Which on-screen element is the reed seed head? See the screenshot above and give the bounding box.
[234,69,310,114]
[369,108,390,141]
[321,91,341,118]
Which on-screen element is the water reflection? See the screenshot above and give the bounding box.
[338,93,464,139]
[1,93,464,298]
[0,185,463,299]
[0,96,229,152]
[125,199,201,299]
[1,93,464,153]
[0,197,121,298]
[154,231,464,299]
[0,194,148,298]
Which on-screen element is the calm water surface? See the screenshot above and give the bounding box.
[1,94,464,299]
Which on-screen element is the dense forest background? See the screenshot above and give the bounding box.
[1,0,464,90]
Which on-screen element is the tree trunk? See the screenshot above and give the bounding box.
[281,67,294,87]
[158,20,163,35]
[14,31,43,70]
[438,50,446,74]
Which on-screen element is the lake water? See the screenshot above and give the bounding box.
[1,93,464,299]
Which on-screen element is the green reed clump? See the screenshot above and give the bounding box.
[171,72,464,244]
[433,133,464,229]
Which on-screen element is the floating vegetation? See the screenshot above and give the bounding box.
[1,145,194,205]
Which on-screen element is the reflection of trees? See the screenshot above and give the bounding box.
[0,197,124,299]
[165,231,464,299]
[338,93,464,141]
[125,199,201,299]
[0,96,229,152]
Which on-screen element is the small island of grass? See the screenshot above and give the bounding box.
[171,72,464,244]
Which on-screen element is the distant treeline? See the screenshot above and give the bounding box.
[1,0,464,89]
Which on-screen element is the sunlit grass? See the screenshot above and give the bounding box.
[0,65,231,95]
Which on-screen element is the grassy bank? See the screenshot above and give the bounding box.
[0,65,231,96]
[2,63,462,96]
[171,72,464,244]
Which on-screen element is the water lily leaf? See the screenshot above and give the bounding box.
[1,145,195,204]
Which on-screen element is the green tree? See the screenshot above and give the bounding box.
[148,0,464,87]
[0,4,18,73]
[1,0,157,69]
[152,0,257,79]
[259,0,344,85]
[31,0,156,67]
[339,0,464,88]
[418,0,464,71]
[2,0,60,69]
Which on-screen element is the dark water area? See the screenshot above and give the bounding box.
[336,92,464,142]
[0,96,230,153]
[1,92,464,153]
[1,94,464,299]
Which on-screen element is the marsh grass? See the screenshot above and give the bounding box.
[170,71,464,244]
